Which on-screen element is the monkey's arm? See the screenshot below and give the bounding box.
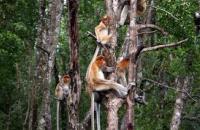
[99,34,112,44]
[102,66,115,73]
[95,24,104,41]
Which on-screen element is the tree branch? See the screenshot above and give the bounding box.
[142,38,188,53]
[79,110,91,130]
[137,24,168,35]
[182,116,200,123]
[137,30,158,35]
[143,77,197,102]
[86,31,107,48]
[86,31,97,39]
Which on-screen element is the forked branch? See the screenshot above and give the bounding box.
[137,24,168,35]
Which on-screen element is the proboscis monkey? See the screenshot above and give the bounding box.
[86,54,128,130]
[116,44,144,86]
[137,0,147,16]
[116,57,148,104]
[55,75,70,130]
[95,15,112,45]
[116,57,130,87]
[119,0,147,25]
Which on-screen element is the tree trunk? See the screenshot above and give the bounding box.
[6,108,11,130]
[125,0,138,130]
[28,0,63,129]
[144,0,156,46]
[67,0,81,129]
[28,0,46,129]
[170,76,191,130]
[104,0,123,130]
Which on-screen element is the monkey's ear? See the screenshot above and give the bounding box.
[100,17,106,22]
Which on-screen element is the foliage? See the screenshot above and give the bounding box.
[0,0,200,130]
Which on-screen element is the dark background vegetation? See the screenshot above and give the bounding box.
[0,0,199,129]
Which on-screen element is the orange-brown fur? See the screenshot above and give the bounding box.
[117,58,129,71]
[95,15,112,44]
[116,57,130,87]
[86,55,128,130]
[87,55,128,97]
[55,75,70,100]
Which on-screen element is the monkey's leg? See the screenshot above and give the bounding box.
[96,103,101,130]
[100,34,112,44]
[56,101,60,130]
[91,92,95,130]
[94,83,127,97]
[111,83,128,97]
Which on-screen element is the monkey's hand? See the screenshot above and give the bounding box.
[102,66,115,73]
[128,82,136,90]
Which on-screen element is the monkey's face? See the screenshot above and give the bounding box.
[96,56,106,68]
[101,15,111,26]
[63,75,71,84]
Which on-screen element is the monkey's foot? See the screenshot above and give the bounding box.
[117,87,128,98]
[128,82,136,90]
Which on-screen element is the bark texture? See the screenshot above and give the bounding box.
[170,77,191,130]
[28,0,63,130]
[67,0,82,129]
[126,0,138,130]
[104,1,123,130]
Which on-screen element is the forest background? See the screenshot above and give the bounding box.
[0,0,200,130]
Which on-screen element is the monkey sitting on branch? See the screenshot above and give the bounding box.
[95,15,113,45]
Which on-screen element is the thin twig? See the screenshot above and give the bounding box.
[183,116,200,123]
[87,31,97,39]
[137,30,158,35]
[142,38,188,53]
[150,5,179,21]
[143,78,197,102]
[79,110,91,130]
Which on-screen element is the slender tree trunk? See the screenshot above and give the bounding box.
[67,0,81,129]
[143,0,156,46]
[170,77,191,130]
[28,0,46,129]
[6,108,11,130]
[23,42,34,130]
[37,0,63,129]
[28,0,63,129]
[125,0,138,130]
[104,0,123,130]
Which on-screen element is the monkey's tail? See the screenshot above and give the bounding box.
[57,101,60,130]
